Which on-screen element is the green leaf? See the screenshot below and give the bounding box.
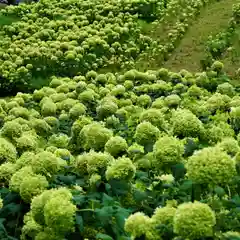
[95,207,114,225]
[184,138,198,157]
[135,171,149,183]
[179,180,193,191]
[57,175,76,185]
[115,208,130,231]
[3,193,19,205]
[105,183,111,193]
[133,190,148,202]
[75,178,85,186]
[0,219,7,234]
[172,163,186,180]
[109,180,131,196]
[214,186,225,197]
[102,194,114,206]
[73,195,86,206]
[75,214,84,232]
[96,233,113,240]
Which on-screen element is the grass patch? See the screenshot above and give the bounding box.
[0,14,20,27]
[28,76,51,91]
[221,28,240,78]
[163,0,238,73]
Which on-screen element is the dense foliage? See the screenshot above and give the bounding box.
[0,60,238,239]
[0,0,220,94]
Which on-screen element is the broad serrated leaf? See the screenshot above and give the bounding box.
[105,183,111,193]
[0,189,9,197]
[144,142,154,153]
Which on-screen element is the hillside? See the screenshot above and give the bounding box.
[163,0,238,72]
[0,0,240,240]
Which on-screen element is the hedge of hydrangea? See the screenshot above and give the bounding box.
[0,60,237,239]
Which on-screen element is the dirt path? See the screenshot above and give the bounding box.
[163,0,239,73]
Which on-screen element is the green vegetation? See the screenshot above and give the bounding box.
[0,0,239,239]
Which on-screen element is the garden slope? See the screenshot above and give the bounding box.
[163,0,239,72]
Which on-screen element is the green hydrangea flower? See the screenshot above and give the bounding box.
[9,107,29,119]
[16,132,38,152]
[105,157,136,181]
[1,120,22,139]
[164,94,181,108]
[31,119,52,136]
[134,121,160,146]
[96,100,118,120]
[31,188,73,226]
[79,122,113,151]
[48,134,69,148]
[44,196,76,235]
[152,135,184,170]
[217,83,235,97]
[139,108,165,130]
[125,212,152,239]
[0,198,3,209]
[150,204,176,239]
[171,108,204,138]
[20,175,49,203]
[105,136,128,157]
[15,152,35,169]
[85,150,113,174]
[137,94,152,108]
[0,162,17,183]
[35,229,64,240]
[187,146,236,186]
[9,166,35,192]
[0,137,17,163]
[217,137,239,157]
[21,211,43,240]
[31,151,66,177]
[69,103,86,119]
[41,100,57,116]
[173,201,216,239]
